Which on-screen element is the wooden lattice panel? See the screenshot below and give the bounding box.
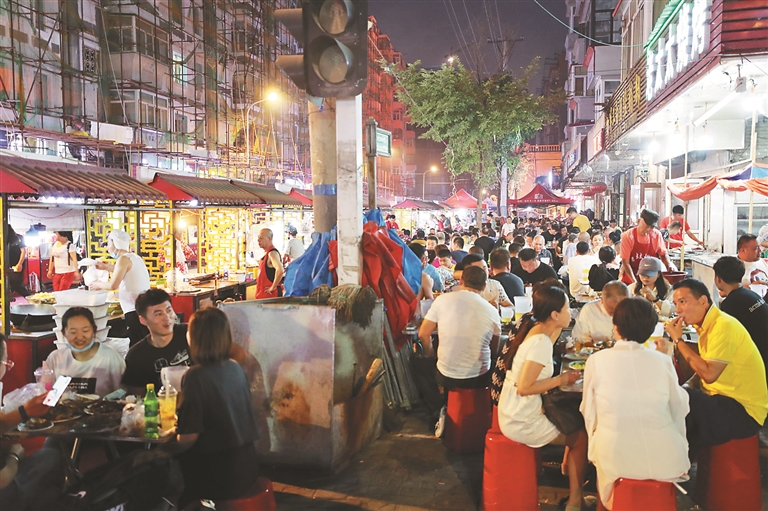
[139,210,172,280]
[200,208,239,273]
[86,210,138,260]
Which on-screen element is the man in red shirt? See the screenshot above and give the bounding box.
[620,209,674,285]
[659,205,704,247]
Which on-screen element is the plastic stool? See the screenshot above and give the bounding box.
[483,432,540,510]
[217,477,277,511]
[490,405,500,433]
[443,387,492,453]
[695,435,762,511]
[609,479,676,511]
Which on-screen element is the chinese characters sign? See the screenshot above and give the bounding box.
[646,0,712,101]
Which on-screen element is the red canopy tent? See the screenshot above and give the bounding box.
[508,183,573,206]
[444,189,480,209]
[288,189,313,206]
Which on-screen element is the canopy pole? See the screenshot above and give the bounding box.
[1,194,10,334]
[680,125,689,271]
[748,109,758,234]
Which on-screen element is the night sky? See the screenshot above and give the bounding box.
[369,0,569,90]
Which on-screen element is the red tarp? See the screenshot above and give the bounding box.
[667,163,768,200]
[288,189,313,206]
[361,221,417,350]
[509,183,573,206]
[0,168,36,194]
[392,199,443,210]
[444,189,480,209]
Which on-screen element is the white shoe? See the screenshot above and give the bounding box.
[435,406,446,438]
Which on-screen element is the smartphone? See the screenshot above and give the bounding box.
[43,376,72,407]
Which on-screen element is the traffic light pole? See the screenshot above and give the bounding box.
[365,117,378,211]
[336,96,364,286]
[309,99,338,233]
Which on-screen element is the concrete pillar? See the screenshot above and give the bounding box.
[309,99,338,233]
[336,96,364,286]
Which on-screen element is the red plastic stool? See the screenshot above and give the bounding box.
[483,432,540,510]
[695,435,763,511]
[443,387,492,453]
[599,479,676,511]
[489,405,500,433]
[17,436,47,456]
[217,477,277,511]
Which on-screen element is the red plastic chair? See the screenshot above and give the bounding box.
[607,479,676,511]
[443,387,492,453]
[483,432,540,511]
[216,477,277,511]
[695,435,762,511]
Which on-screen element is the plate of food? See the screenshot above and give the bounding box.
[84,400,125,416]
[18,418,53,431]
[568,360,586,371]
[45,400,88,423]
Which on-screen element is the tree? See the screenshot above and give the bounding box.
[386,58,561,227]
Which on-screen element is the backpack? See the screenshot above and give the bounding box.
[56,449,181,511]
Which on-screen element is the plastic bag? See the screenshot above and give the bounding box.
[82,265,109,287]
[119,402,145,436]
[2,383,46,410]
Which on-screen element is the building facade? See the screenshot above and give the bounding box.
[0,0,310,187]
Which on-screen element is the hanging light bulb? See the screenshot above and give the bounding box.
[698,122,713,148]
[648,136,660,153]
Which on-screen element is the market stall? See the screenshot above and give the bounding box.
[508,183,574,217]
[391,199,444,232]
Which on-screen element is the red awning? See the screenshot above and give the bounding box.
[150,173,259,205]
[444,189,479,209]
[288,189,313,206]
[509,183,573,206]
[0,168,36,194]
[392,199,443,210]
[230,181,304,206]
[0,154,166,200]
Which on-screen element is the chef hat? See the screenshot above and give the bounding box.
[637,256,664,276]
[108,230,131,251]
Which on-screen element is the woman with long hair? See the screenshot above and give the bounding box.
[174,307,259,508]
[497,282,588,511]
[633,257,673,316]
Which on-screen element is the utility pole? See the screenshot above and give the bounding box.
[365,117,378,210]
[336,96,364,286]
[309,99,338,232]
[487,36,523,217]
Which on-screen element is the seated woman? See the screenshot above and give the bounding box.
[588,246,620,292]
[633,257,674,316]
[174,307,260,508]
[581,297,689,510]
[45,307,125,396]
[0,334,65,510]
[497,283,587,511]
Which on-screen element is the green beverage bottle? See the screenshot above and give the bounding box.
[144,383,159,439]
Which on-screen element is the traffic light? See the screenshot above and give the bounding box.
[275,0,368,98]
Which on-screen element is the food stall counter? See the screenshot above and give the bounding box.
[5,330,57,393]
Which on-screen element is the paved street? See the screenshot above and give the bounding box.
[264,406,768,511]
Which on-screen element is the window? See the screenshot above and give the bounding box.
[393,128,402,140]
[138,92,169,130]
[173,52,186,84]
[405,137,414,148]
[574,77,585,96]
[83,47,98,74]
[393,109,402,121]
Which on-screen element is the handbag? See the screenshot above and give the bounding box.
[542,388,584,435]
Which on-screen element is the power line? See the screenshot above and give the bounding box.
[532,0,645,48]
[461,0,489,75]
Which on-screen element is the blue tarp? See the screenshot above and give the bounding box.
[283,228,336,297]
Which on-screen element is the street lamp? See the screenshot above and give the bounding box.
[420,166,438,200]
[244,92,280,179]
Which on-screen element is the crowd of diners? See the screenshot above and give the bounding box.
[413,207,768,510]
[1,289,259,509]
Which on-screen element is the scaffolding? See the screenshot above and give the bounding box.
[0,0,310,186]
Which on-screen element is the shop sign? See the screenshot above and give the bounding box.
[646,0,712,101]
[592,129,604,156]
[605,57,647,149]
[565,144,580,171]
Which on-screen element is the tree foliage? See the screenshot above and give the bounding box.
[386,59,562,191]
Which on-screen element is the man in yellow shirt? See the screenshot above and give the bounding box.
[666,278,768,458]
[567,207,591,233]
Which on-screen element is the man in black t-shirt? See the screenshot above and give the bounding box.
[474,227,496,262]
[512,248,559,286]
[714,256,768,378]
[121,289,192,394]
[490,248,525,298]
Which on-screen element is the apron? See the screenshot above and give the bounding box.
[622,227,657,284]
[256,246,281,299]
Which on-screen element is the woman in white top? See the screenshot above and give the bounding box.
[580,297,689,509]
[91,230,151,346]
[47,231,78,291]
[46,307,125,397]
[497,280,587,511]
